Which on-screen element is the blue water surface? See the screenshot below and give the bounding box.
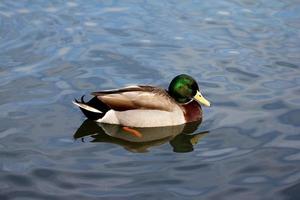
[0,0,300,199]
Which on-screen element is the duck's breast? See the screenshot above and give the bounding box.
[182,101,202,123]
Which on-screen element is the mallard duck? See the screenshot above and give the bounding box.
[73,74,211,127]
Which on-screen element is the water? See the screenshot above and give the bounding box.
[0,0,300,199]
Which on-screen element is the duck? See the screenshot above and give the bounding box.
[73,74,211,128]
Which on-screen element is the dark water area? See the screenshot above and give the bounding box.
[0,0,300,199]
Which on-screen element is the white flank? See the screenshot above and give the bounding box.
[72,101,102,113]
[97,106,185,127]
[97,110,119,124]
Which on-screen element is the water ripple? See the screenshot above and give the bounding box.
[0,0,299,199]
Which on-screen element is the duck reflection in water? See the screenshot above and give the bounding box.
[74,120,208,153]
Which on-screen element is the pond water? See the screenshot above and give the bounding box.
[0,0,300,199]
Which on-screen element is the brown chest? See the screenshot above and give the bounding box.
[182,101,202,123]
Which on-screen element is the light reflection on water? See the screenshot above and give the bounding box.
[0,0,300,199]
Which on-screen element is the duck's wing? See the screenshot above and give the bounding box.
[91,85,175,112]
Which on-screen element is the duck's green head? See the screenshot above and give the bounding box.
[168,74,211,106]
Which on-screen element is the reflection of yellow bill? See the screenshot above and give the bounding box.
[193,91,211,107]
[190,132,209,145]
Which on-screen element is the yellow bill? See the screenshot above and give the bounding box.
[193,91,211,107]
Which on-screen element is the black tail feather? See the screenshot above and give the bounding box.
[81,95,85,103]
[75,96,110,121]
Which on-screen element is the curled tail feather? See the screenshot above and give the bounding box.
[73,96,110,120]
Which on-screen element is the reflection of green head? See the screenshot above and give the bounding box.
[168,74,199,104]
